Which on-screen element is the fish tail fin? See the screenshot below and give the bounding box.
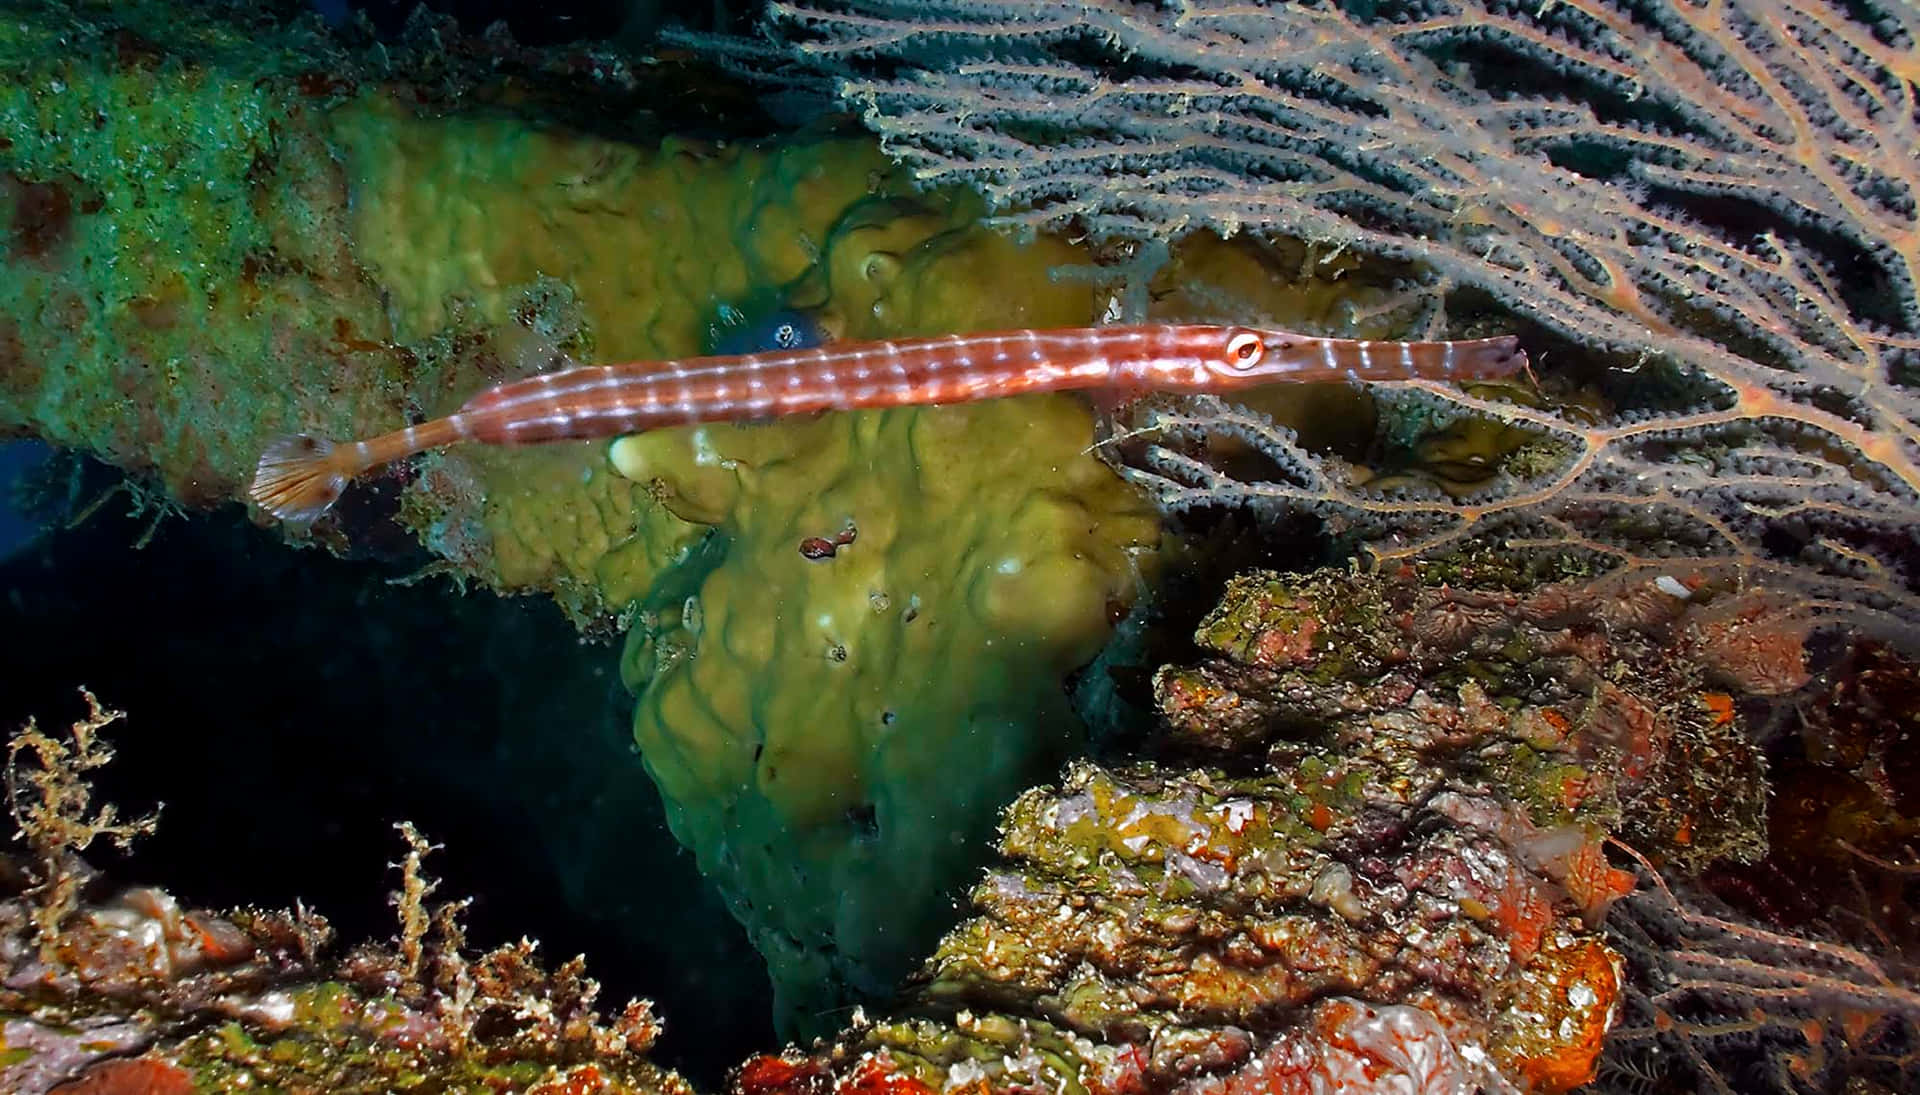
[249,435,358,523]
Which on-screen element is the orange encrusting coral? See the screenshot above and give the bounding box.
[1494,931,1624,1094]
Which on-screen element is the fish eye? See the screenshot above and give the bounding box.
[1226,332,1264,368]
[773,322,800,347]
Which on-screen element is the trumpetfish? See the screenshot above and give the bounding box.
[249,323,1526,523]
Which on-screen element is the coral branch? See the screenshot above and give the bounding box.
[0,716,674,1093]
[4,689,158,959]
[1602,842,1920,1092]
[684,0,1920,626]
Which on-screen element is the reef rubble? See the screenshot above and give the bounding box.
[0,695,681,1094]
[7,555,1918,1092]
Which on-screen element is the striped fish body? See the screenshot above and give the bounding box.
[249,323,1525,522]
[450,324,1522,445]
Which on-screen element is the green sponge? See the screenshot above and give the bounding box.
[612,394,1159,1033]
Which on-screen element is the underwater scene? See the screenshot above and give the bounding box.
[1,0,1917,1091]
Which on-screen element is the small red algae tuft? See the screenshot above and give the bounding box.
[1688,592,1814,696]
[842,1055,934,1095]
[530,1063,611,1095]
[48,1056,195,1095]
[1249,614,1319,668]
[736,1054,832,1095]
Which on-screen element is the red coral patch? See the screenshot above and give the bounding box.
[49,1057,195,1095]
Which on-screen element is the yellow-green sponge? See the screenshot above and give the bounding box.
[611,394,1159,1033]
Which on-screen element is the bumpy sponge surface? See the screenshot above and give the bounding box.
[612,394,1159,1032]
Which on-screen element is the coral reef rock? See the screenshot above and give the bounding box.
[731,557,1816,1094]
